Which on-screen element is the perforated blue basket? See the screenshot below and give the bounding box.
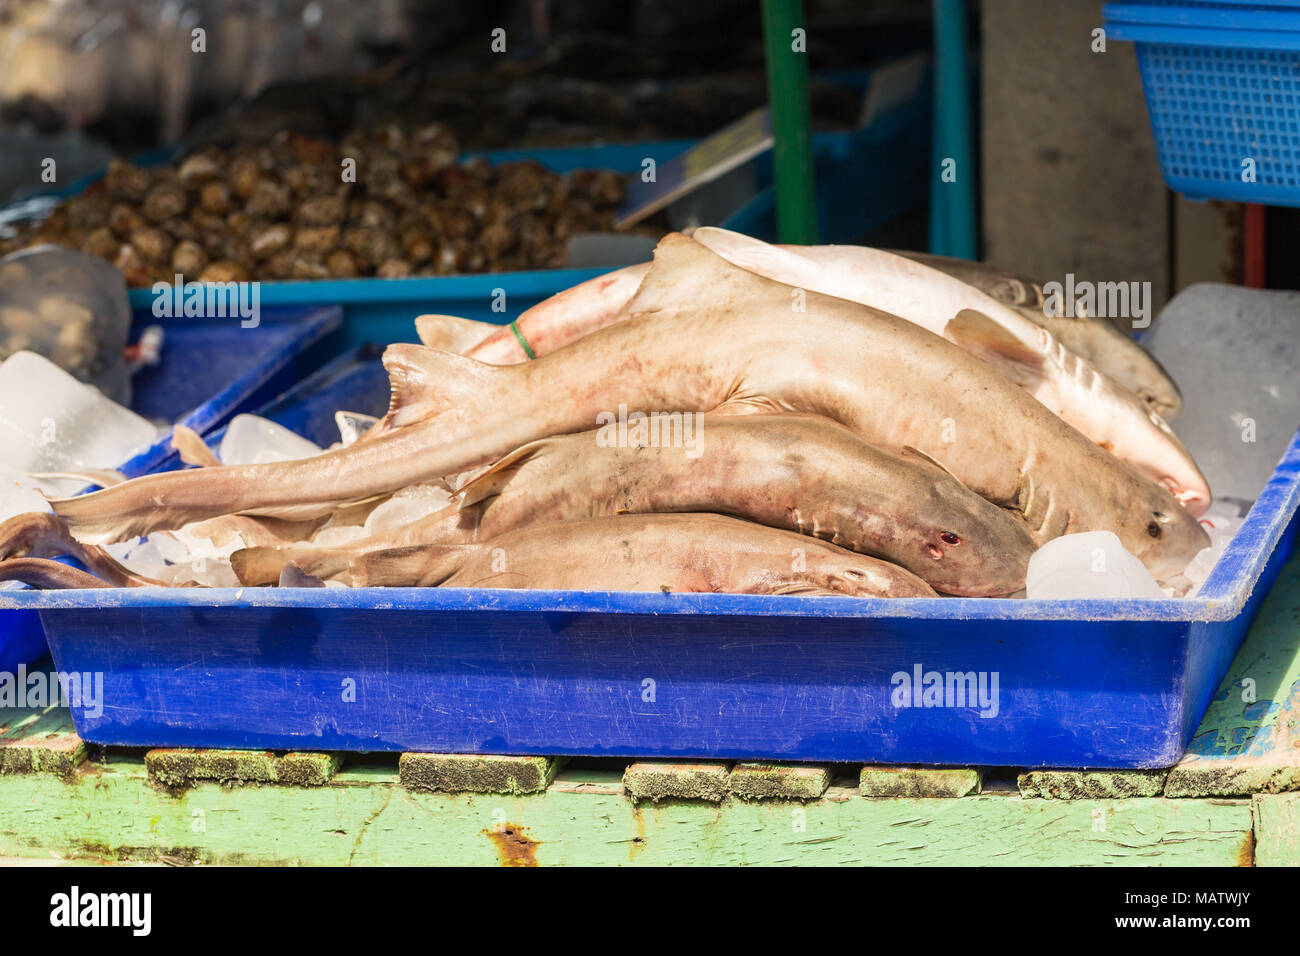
[1104,2,1300,204]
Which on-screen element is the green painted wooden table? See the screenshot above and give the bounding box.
[2,556,1297,866]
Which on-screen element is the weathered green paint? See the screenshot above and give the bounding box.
[146,748,342,789]
[860,766,982,798]
[398,753,558,794]
[730,762,830,801]
[1252,793,1300,867]
[0,705,84,777]
[1018,769,1168,800]
[1,556,1294,864]
[1166,556,1300,797]
[0,758,1254,866]
[623,761,731,802]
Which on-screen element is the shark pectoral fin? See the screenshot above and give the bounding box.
[171,424,222,467]
[943,309,1046,389]
[454,441,548,509]
[231,546,294,586]
[900,445,965,484]
[380,344,506,431]
[350,544,467,588]
[414,314,498,353]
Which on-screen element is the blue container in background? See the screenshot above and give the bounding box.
[134,64,931,348]
[4,63,930,349]
[8,345,1297,768]
[0,304,341,673]
[122,101,928,350]
[1104,1,1300,204]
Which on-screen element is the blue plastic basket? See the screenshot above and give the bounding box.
[1105,2,1300,204]
[0,304,341,673]
[5,345,1298,768]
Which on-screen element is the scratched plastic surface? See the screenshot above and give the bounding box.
[0,305,341,673]
[6,344,1298,768]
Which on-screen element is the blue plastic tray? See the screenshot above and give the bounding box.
[1105,2,1300,204]
[0,304,341,673]
[6,346,1298,768]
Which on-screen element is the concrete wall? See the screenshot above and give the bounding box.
[980,0,1170,309]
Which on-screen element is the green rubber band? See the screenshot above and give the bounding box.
[509,320,537,360]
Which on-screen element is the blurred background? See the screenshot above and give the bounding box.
[0,0,1294,296]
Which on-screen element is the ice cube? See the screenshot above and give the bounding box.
[0,465,53,522]
[311,524,371,547]
[1026,531,1166,600]
[1180,502,1248,594]
[218,414,323,466]
[0,351,158,475]
[186,554,242,589]
[148,531,194,565]
[363,482,453,534]
[335,410,380,446]
[173,528,247,588]
[1145,284,1300,502]
[103,537,172,584]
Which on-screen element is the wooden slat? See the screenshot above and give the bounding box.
[277,752,345,787]
[1018,769,1167,800]
[398,753,559,794]
[0,705,85,777]
[1166,558,1300,798]
[623,761,731,802]
[730,763,830,801]
[860,766,982,798]
[0,751,1254,865]
[1253,793,1300,867]
[146,749,343,788]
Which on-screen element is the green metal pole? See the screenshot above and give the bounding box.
[932,0,977,259]
[762,0,819,244]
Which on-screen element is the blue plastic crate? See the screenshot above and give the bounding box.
[5,345,1297,768]
[1105,2,1300,204]
[0,304,341,673]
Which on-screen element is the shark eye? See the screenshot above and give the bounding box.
[940,532,960,546]
[1147,521,1163,538]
